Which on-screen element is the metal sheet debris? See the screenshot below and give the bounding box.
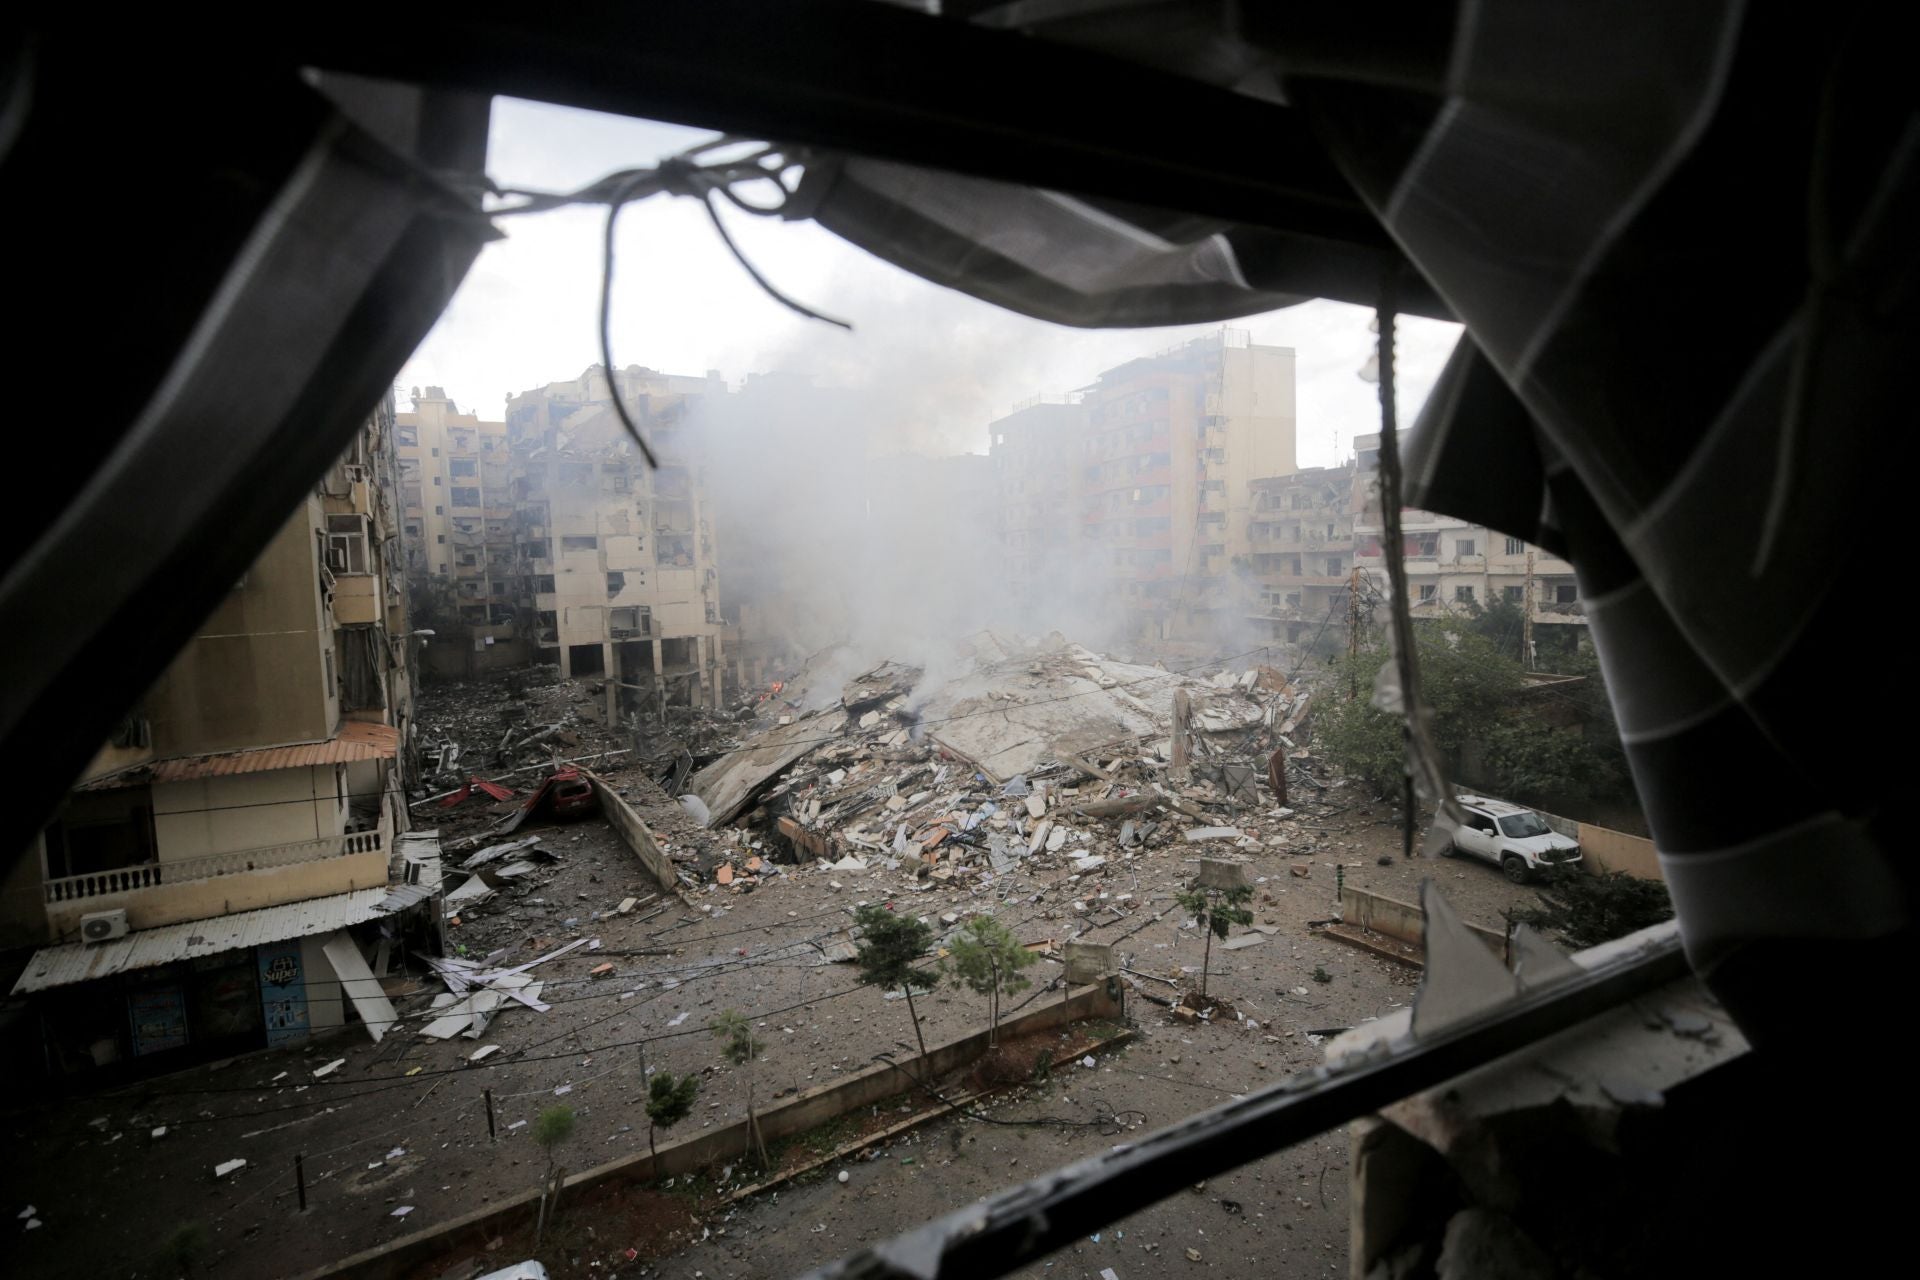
[459,836,543,871]
[322,934,399,1042]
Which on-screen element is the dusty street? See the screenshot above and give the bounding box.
[2,748,1539,1280]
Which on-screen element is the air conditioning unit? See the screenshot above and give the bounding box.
[80,909,129,944]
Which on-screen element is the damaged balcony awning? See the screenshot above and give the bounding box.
[10,883,430,996]
[77,721,400,791]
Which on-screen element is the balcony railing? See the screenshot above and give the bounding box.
[44,825,387,905]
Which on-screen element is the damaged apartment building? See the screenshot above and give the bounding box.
[396,387,529,678]
[395,371,731,710]
[505,366,729,711]
[1245,463,1358,646]
[989,328,1298,641]
[1352,430,1589,655]
[5,396,439,1078]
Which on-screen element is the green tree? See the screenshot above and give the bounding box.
[711,1008,764,1066]
[853,904,939,1062]
[532,1104,576,1246]
[1458,596,1528,662]
[945,915,1038,1047]
[712,1007,770,1167]
[644,1070,699,1162]
[1317,615,1627,807]
[1506,866,1673,949]
[1173,880,1255,998]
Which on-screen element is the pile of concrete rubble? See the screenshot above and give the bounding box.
[675,633,1322,897]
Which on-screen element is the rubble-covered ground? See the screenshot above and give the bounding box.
[2,640,1547,1280]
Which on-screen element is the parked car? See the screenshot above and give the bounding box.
[1445,796,1582,883]
[548,770,597,821]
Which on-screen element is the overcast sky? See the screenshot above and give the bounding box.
[400,98,1462,466]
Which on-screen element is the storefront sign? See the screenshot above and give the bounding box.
[257,940,310,1046]
[128,986,189,1056]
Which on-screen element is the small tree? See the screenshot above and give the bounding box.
[711,1008,764,1066]
[712,1007,769,1167]
[946,915,1037,1047]
[644,1070,699,1162]
[853,903,938,1062]
[1174,880,1255,998]
[532,1104,576,1246]
[1505,866,1673,949]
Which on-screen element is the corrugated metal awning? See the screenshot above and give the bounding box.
[78,721,399,791]
[10,883,427,995]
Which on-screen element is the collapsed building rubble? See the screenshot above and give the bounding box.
[665,633,1330,964]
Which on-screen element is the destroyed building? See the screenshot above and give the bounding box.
[5,396,440,1076]
[504,365,730,710]
[1246,463,1358,646]
[1352,431,1588,648]
[989,328,1299,642]
[683,632,1311,890]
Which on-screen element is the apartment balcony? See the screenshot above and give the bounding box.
[332,572,379,625]
[1532,600,1589,625]
[1253,571,1349,589]
[43,817,392,937]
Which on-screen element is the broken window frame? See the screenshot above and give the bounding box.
[324,513,370,574]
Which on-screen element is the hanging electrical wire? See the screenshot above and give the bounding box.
[465,138,851,470]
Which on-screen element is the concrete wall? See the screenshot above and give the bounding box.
[153,766,343,860]
[419,633,536,682]
[1535,810,1662,880]
[582,770,679,892]
[295,979,1125,1280]
[145,496,336,757]
[45,849,391,938]
[1339,885,1506,956]
[1576,822,1661,880]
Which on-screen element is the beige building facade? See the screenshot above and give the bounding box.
[507,366,729,711]
[1245,463,1357,645]
[990,329,1298,639]
[7,397,436,1077]
[395,388,530,675]
[1351,431,1587,647]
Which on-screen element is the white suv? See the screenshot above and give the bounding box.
[1445,795,1583,883]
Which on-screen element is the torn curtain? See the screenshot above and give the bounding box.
[797,0,1917,1042]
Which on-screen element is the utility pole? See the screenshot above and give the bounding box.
[1522,548,1535,670]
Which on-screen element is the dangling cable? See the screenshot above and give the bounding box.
[592,147,851,468]
[600,170,665,469]
[699,191,852,331]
